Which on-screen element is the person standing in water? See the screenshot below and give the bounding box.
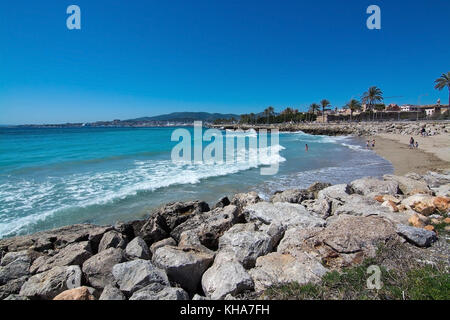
[372,139,376,148]
[305,144,309,152]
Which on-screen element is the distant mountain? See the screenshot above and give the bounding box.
[127,112,240,123]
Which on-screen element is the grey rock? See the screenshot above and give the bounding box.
[0,224,111,253]
[139,214,169,245]
[218,223,280,269]
[307,182,332,199]
[396,224,437,247]
[171,205,240,250]
[30,241,92,273]
[249,252,328,292]
[243,202,326,229]
[383,174,431,195]
[304,199,332,218]
[317,184,353,202]
[125,237,150,260]
[112,259,169,295]
[0,276,28,300]
[0,254,31,285]
[82,247,125,289]
[129,283,189,300]
[140,201,210,245]
[1,250,30,267]
[19,265,82,299]
[150,238,177,255]
[201,252,254,300]
[152,245,214,293]
[98,230,128,252]
[270,189,313,204]
[231,192,261,209]
[99,284,126,300]
[212,196,231,209]
[192,294,209,300]
[333,194,391,217]
[350,177,400,196]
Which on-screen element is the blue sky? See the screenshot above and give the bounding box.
[0,0,449,124]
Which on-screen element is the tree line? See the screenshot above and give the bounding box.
[214,73,449,125]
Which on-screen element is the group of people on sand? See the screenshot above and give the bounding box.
[366,139,376,149]
[409,137,419,149]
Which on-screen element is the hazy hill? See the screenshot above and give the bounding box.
[127,112,240,123]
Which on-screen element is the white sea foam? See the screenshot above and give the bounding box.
[0,143,286,238]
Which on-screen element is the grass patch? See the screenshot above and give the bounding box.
[263,245,450,300]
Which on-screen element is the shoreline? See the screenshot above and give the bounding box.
[369,135,450,175]
[1,169,449,300]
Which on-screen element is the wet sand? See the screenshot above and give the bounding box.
[368,134,450,175]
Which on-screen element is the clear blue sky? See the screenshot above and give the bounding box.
[0,0,449,124]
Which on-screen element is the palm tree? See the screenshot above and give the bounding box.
[346,99,362,121]
[320,99,330,123]
[362,86,383,120]
[309,103,320,115]
[263,106,275,124]
[434,72,450,108]
[249,113,255,125]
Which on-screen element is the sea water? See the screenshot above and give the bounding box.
[0,127,393,238]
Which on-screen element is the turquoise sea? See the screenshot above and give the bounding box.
[0,127,393,238]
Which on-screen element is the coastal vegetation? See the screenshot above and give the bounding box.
[434,72,450,107]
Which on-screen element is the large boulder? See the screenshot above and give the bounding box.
[201,252,254,300]
[171,205,240,250]
[383,174,431,195]
[98,231,127,252]
[19,265,82,300]
[139,200,210,245]
[396,224,437,247]
[125,237,151,260]
[53,286,95,300]
[30,241,92,274]
[150,238,177,256]
[212,196,231,209]
[350,178,400,197]
[243,202,326,230]
[129,283,189,300]
[217,223,283,269]
[306,182,332,199]
[249,252,328,292]
[0,276,28,300]
[82,248,125,289]
[270,189,312,204]
[1,250,32,267]
[302,199,332,219]
[99,284,126,300]
[231,192,261,209]
[152,245,214,293]
[112,259,169,295]
[283,215,399,269]
[0,224,111,253]
[332,194,391,217]
[317,184,353,202]
[401,194,437,216]
[0,252,31,285]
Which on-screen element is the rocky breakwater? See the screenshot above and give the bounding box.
[213,121,450,137]
[1,172,449,300]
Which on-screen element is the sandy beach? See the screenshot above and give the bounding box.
[369,133,450,175]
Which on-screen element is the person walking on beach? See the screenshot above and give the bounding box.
[409,137,415,149]
[372,139,376,148]
[305,144,309,152]
[366,140,370,149]
[415,141,419,149]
